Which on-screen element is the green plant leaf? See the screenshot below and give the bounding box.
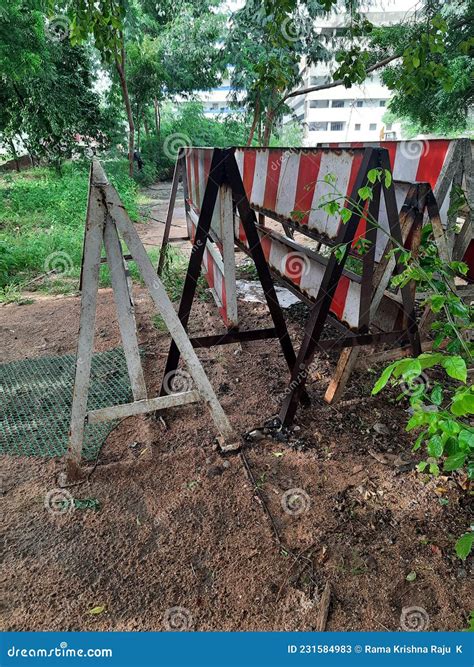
[406,571,417,581]
[444,452,466,471]
[340,208,352,223]
[372,364,395,395]
[455,532,474,561]
[88,605,106,615]
[427,434,443,458]
[442,356,467,383]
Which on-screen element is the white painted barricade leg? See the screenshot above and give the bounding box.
[66,161,239,475]
[103,215,147,401]
[67,180,107,470]
[101,175,238,451]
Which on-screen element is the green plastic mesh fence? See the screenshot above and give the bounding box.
[0,348,133,460]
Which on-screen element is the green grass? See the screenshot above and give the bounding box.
[0,159,139,298]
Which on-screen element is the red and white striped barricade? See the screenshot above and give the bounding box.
[159,146,424,426]
[320,139,473,278]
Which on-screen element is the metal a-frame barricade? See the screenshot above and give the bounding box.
[66,160,239,477]
[158,146,422,427]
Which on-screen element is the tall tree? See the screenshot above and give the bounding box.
[0,0,104,168]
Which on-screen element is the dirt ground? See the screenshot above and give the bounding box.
[1,277,472,632]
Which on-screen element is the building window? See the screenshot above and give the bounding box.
[310,76,330,86]
[369,123,377,131]
[385,122,392,131]
[309,122,328,131]
[330,122,344,131]
[293,98,305,110]
[385,131,397,139]
[379,100,386,107]
[309,100,329,108]
[354,123,361,131]
[332,100,345,108]
[296,112,305,121]
[356,100,363,107]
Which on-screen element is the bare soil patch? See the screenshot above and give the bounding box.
[1,284,471,633]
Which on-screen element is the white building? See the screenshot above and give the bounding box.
[284,0,414,144]
[197,79,245,117]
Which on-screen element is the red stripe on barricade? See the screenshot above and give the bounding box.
[203,150,212,185]
[193,151,200,208]
[330,275,350,320]
[186,152,193,206]
[206,252,215,289]
[341,152,365,245]
[220,284,228,325]
[263,149,283,211]
[380,141,398,170]
[260,232,272,262]
[293,152,322,225]
[415,140,450,189]
[238,220,247,244]
[243,150,257,200]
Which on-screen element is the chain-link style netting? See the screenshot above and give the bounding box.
[0,348,133,460]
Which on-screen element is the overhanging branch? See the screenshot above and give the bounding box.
[282,53,401,103]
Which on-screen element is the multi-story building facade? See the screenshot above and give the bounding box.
[284,0,414,143]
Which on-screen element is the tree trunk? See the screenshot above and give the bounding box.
[115,41,134,178]
[262,107,274,146]
[246,97,260,146]
[8,139,20,172]
[143,114,150,138]
[154,97,161,138]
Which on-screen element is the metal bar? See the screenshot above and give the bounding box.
[157,154,182,276]
[220,182,239,327]
[379,150,421,357]
[95,160,239,451]
[67,170,107,465]
[159,149,225,396]
[224,150,302,381]
[316,330,408,351]
[87,390,200,424]
[103,215,147,401]
[189,328,278,348]
[324,184,425,404]
[358,181,380,330]
[278,147,380,426]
